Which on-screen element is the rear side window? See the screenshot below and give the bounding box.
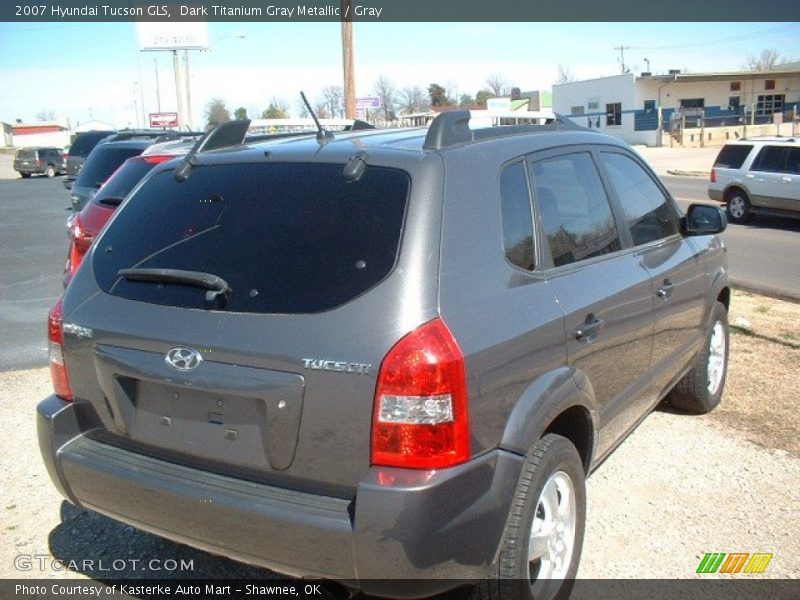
[751,146,790,173]
[75,146,145,188]
[531,152,621,267]
[94,158,160,206]
[94,163,410,314]
[70,132,114,157]
[713,144,752,169]
[600,152,679,245]
[500,161,535,270]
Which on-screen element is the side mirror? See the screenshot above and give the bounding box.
[683,203,727,236]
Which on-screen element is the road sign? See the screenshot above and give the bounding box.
[356,97,381,109]
[149,112,179,128]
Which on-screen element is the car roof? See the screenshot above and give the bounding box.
[189,124,626,169]
[726,137,798,146]
[94,138,159,151]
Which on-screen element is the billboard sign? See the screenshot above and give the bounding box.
[149,112,179,128]
[356,96,381,109]
[137,22,209,51]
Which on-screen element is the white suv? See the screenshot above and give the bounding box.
[708,137,800,223]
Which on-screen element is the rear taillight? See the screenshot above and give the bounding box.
[67,215,93,277]
[48,298,73,401]
[371,318,469,469]
[710,169,717,183]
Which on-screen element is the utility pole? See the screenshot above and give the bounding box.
[154,58,161,112]
[183,50,193,130]
[172,50,184,129]
[615,45,630,74]
[341,0,356,119]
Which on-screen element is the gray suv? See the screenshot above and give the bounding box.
[39,113,730,599]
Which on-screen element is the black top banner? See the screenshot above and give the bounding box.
[3,0,799,22]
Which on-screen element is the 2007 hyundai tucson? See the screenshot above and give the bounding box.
[38,112,729,600]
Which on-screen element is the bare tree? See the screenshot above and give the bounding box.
[205,98,230,129]
[314,101,330,119]
[36,109,56,121]
[556,65,576,84]
[745,49,781,71]
[399,86,430,114]
[373,75,397,122]
[485,73,509,97]
[321,85,343,118]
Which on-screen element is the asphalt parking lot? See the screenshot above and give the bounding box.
[0,169,70,371]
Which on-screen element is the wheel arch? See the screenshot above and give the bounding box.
[723,184,749,202]
[499,367,598,474]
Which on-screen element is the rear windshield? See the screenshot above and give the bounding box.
[713,144,752,169]
[17,149,37,160]
[75,146,146,188]
[93,162,410,314]
[70,132,114,157]
[93,158,160,207]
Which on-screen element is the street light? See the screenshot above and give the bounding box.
[184,31,247,130]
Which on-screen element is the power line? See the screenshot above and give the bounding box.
[629,24,799,51]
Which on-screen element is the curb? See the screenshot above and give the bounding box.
[731,279,800,305]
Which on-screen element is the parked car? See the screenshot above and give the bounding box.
[69,138,160,212]
[63,130,116,189]
[13,147,65,178]
[64,137,197,286]
[64,129,199,190]
[708,136,800,224]
[39,114,729,600]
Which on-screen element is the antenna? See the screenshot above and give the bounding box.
[300,91,334,144]
[615,45,631,74]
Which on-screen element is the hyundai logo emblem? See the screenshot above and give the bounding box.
[165,347,203,371]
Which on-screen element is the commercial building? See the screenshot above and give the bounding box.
[553,69,800,146]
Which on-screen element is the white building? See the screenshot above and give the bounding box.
[553,69,800,146]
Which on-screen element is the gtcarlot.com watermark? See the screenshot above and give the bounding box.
[14,553,194,573]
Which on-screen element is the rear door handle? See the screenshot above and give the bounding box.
[574,315,604,341]
[782,176,792,183]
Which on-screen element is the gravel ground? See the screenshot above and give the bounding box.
[1,367,798,583]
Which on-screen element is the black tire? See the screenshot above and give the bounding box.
[20,172,31,178]
[473,434,586,600]
[668,301,729,414]
[725,189,752,224]
[45,164,56,178]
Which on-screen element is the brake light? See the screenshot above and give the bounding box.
[67,215,93,277]
[48,298,73,401]
[372,319,469,469]
[142,154,174,164]
[710,169,716,183]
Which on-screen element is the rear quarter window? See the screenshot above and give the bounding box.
[713,144,753,169]
[94,162,410,314]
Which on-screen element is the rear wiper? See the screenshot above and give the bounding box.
[117,268,231,303]
[96,196,125,207]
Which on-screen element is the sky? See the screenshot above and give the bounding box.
[1,21,799,129]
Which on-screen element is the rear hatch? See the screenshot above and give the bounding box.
[63,159,414,494]
[15,149,39,169]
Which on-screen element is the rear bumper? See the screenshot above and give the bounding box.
[707,188,724,202]
[38,396,522,597]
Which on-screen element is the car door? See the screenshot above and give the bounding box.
[748,145,793,210]
[529,149,655,459]
[778,146,800,206]
[596,149,708,400]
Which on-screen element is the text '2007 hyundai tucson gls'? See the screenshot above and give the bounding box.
[39,113,729,600]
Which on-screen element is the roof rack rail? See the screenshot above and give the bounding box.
[423,110,587,151]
